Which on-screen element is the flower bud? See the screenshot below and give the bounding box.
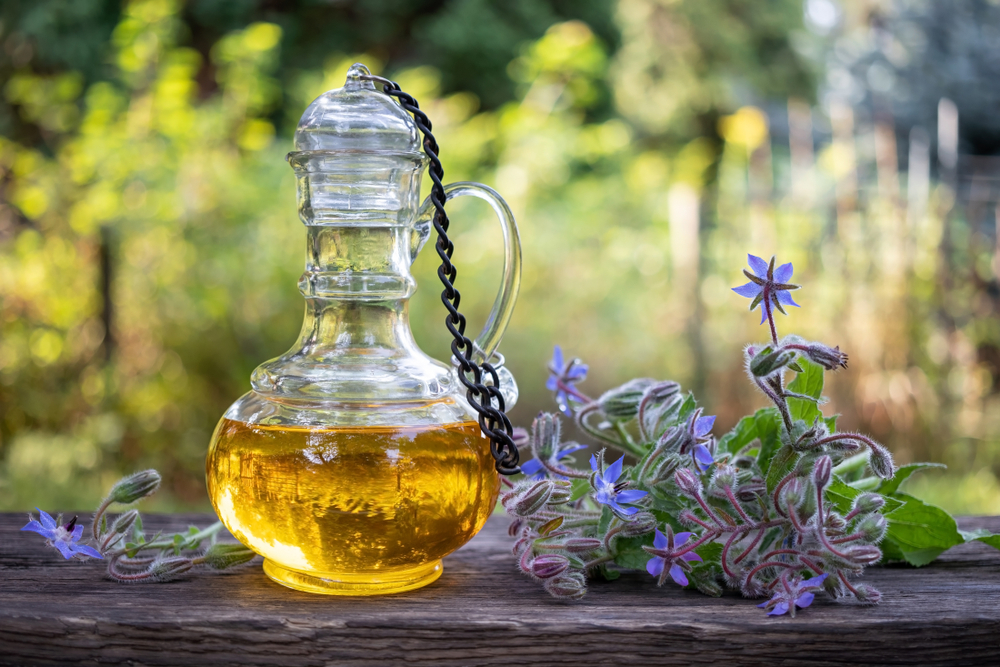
[749,346,796,377]
[202,543,257,570]
[780,478,806,509]
[710,463,738,491]
[598,379,655,420]
[109,509,140,536]
[546,481,573,505]
[511,480,554,516]
[507,518,526,538]
[149,556,193,582]
[652,452,685,482]
[677,509,701,527]
[824,511,846,532]
[107,470,161,505]
[531,554,570,579]
[856,513,888,543]
[803,344,849,370]
[512,427,529,448]
[851,583,882,605]
[620,512,657,537]
[813,456,833,489]
[674,468,701,496]
[543,571,586,600]
[563,537,603,554]
[852,492,885,514]
[530,413,561,460]
[844,545,882,565]
[867,443,894,479]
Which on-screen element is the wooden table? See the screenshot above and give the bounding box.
[2,513,999,666]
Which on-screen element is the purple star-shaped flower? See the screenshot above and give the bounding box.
[547,346,588,416]
[732,254,801,324]
[757,573,828,617]
[643,528,703,587]
[21,509,103,560]
[590,454,647,518]
[520,442,588,481]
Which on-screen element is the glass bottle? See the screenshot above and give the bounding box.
[205,64,521,595]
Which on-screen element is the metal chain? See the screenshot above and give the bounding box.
[363,74,520,475]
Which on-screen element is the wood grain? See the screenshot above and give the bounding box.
[1,513,999,666]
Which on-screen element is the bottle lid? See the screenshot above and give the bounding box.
[293,63,421,155]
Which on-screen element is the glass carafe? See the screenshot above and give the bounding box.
[206,64,521,595]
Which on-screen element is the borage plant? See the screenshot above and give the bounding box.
[21,470,255,582]
[505,254,1000,615]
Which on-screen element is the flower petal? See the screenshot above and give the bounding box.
[647,556,665,577]
[567,363,588,379]
[551,345,564,371]
[519,459,543,476]
[653,529,668,550]
[54,541,75,559]
[558,443,588,458]
[694,415,716,438]
[768,602,790,616]
[669,563,689,587]
[37,509,57,530]
[71,524,84,541]
[590,454,599,473]
[615,489,648,504]
[546,376,558,391]
[70,544,104,560]
[795,592,815,609]
[612,502,638,516]
[20,520,52,537]
[747,254,769,278]
[732,282,762,298]
[806,572,829,586]
[605,456,625,484]
[776,290,801,308]
[674,532,693,547]
[760,306,769,325]
[774,262,793,284]
[682,551,703,563]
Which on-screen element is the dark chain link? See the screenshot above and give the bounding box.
[366,75,520,475]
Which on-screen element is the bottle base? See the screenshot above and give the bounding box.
[262,558,443,596]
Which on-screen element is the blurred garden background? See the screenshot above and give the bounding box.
[3,0,1000,513]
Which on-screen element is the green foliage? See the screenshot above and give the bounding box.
[786,359,825,423]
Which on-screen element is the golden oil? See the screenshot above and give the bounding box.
[206,418,500,595]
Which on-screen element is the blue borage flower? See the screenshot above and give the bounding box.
[643,528,703,587]
[688,413,716,473]
[757,573,828,617]
[547,345,588,416]
[732,254,801,324]
[22,509,103,560]
[520,442,588,481]
[590,454,647,518]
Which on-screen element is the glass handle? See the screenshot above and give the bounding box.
[417,181,522,363]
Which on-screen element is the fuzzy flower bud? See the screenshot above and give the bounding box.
[510,480,554,516]
[844,545,882,565]
[749,346,796,377]
[780,478,806,509]
[598,378,655,420]
[868,443,895,479]
[531,554,571,579]
[674,468,701,496]
[851,583,882,605]
[107,470,161,505]
[852,492,885,514]
[813,455,833,489]
[202,543,257,570]
[530,413,561,460]
[802,343,849,370]
[108,509,140,536]
[563,538,603,554]
[856,513,888,543]
[710,463,738,492]
[149,557,193,582]
[543,571,586,600]
[620,512,658,537]
[546,481,573,505]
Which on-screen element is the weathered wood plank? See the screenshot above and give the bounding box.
[1,513,999,666]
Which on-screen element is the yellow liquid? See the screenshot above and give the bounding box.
[206,418,499,595]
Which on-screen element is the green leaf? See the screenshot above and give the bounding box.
[569,478,591,502]
[598,505,613,534]
[883,493,964,566]
[786,359,825,423]
[877,462,946,496]
[959,528,1000,551]
[597,565,620,581]
[764,444,798,494]
[676,392,698,423]
[613,534,655,570]
[718,408,780,457]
